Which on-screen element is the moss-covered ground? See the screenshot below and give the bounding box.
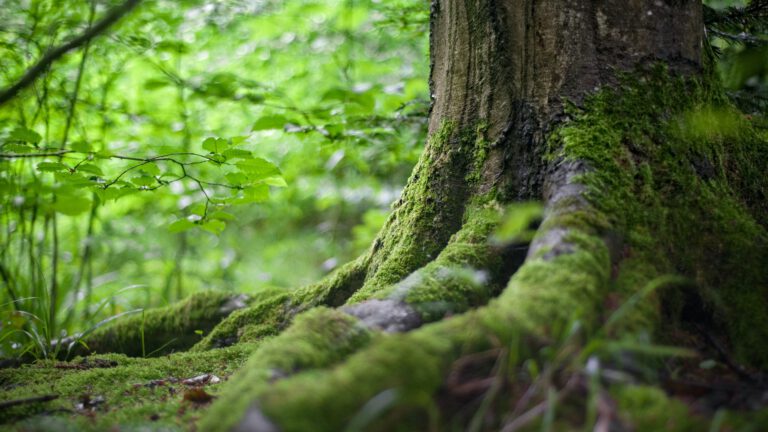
[0,343,256,430]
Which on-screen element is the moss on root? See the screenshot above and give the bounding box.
[612,384,768,432]
[202,229,609,431]
[65,290,252,358]
[198,307,373,432]
[191,290,290,351]
[200,67,768,430]
[551,66,768,366]
[611,385,705,431]
[356,121,473,297]
[351,201,509,322]
[193,256,370,351]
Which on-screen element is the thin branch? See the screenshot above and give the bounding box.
[0,150,71,158]
[109,152,219,162]
[0,394,58,410]
[709,28,768,45]
[0,0,141,106]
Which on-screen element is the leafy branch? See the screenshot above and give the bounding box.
[0,132,284,235]
[705,0,768,46]
[0,0,142,106]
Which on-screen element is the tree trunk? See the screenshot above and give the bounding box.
[3,1,767,431]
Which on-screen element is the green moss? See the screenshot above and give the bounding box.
[612,385,704,431]
[719,409,768,431]
[192,256,370,351]
[355,120,483,299]
[551,66,768,366]
[465,121,490,184]
[490,230,610,335]
[221,233,610,431]
[0,343,257,430]
[198,307,373,432]
[192,290,290,351]
[356,202,505,322]
[290,254,370,309]
[606,258,663,335]
[66,290,252,358]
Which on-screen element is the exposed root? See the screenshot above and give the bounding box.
[61,291,251,359]
[198,71,768,431]
[199,158,613,430]
[192,255,370,351]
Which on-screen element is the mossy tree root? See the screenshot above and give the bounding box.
[202,71,768,431]
[59,291,252,359]
[199,158,617,432]
[191,255,371,351]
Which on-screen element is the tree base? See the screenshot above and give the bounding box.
[2,69,768,432]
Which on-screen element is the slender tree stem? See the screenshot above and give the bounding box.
[61,2,96,150]
[49,211,59,333]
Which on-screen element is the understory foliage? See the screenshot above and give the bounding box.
[0,0,428,358]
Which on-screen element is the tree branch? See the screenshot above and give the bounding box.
[0,0,141,107]
[0,150,71,158]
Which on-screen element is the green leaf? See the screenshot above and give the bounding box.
[139,163,160,176]
[54,172,92,187]
[230,136,249,145]
[200,219,226,235]
[252,115,289,131]
[225,172,249,186]
[71,141,92,152]
[208,154,227,165]
[494,202,544,242]
[168,218,196,233]
[3,143,33,153]
[321,87,353,102]
[131,175,155,187]
[239,184,269,203]
[245,93,265,103]
[156,40,189,53]
[94,187,136,202]
[9,127,42,145]
[262,176,287,187]
[236,158,281,180]
[77,163,103,176]
[189,203,206,216]
[202,137,229,153]
[209,211,235,221]
[144,78,170,90]
[37,162,68,172]
[222,148,253,160]
[52,195,91,216]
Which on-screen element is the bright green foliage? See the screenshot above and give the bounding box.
[0,0,428,358]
